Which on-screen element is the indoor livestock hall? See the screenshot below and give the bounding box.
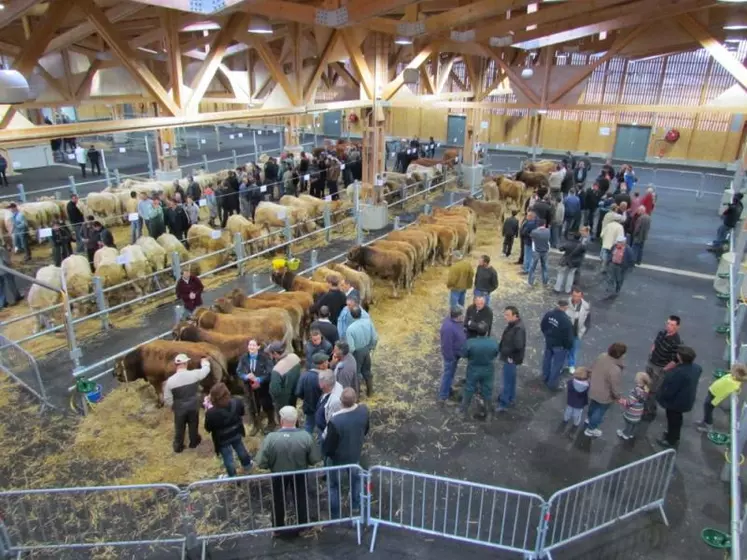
[0,0,746,559]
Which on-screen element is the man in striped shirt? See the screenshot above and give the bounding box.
[643,315,682,420]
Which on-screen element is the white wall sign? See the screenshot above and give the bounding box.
[229,134,235,140]
[260,185,267,193]
[13,162,20,169]
[238,133,243,138]
[454,157,460,164]
[437,143,441,147]
[116,255,130,265]
[480,121,489,129]
[210,230,221,240]
[599,127,611,136]
[128,213,139,222]
[201,139,206,144]
[38,227,52,239]
[199,199,207,207]
[119,147,126,153]
[257,130,262,135]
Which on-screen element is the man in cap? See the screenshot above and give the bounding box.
[311,276,347,325]
[605,235,634,298]
[267,341,302,411]
[295,352,327,434]
[255,406,321,537]
[323,388,370,518]
[163,354,211,453]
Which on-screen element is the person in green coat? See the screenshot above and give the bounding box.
[148,197,166,239]
[446,250,474,308]
[267,341,302,412]
[459,321,500,421]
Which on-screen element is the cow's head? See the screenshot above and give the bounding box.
[113,353,142,383]
[347,246,363,267]
[173,322,199,342]
[212,298,233,313]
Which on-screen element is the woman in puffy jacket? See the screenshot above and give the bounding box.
[204,382,254,478]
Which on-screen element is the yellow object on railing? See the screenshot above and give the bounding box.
[271,258,287,270]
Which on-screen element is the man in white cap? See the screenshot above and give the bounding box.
[605,235,634,298]
[255,406,321,537]
[163,354,212,453]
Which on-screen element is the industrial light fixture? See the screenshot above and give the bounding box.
[0,4,5,10]
[0,70,31,104]
[725,38,742,42]
[718,0,747,3]
[394,36,413,45]
[724,24,747,30]
[521,67,534,78]
[247,16,273,34]
[182,21,221,32]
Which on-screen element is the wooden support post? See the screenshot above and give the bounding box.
[464,109,478,166]
[156,128,178,172]
[363,33,388,185]
[285,115,301,146]
[162,9,183,109]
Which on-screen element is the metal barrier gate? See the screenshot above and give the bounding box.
[367,466,546,557]
[0,333,51,411]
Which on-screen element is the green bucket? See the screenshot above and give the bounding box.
[701,528,731,550]
[715,325,730,334]
[716,292,730,301]
[708,432,731,446]
[713,369,729,379]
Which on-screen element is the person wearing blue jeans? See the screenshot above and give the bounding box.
[473,254,498,307]
[528,251,549,286]
[709,193,743,250]
[519,211,539,273]
[295,354,326,434]
[528,222,551,286]
[496,306,526,412]
[438,306,466,402]
[540,300,574,390]
[565,288,591,374]
[584,342,627,437]
[204,383,254,477]
[446,250,473,309]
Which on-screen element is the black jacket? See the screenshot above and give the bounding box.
[656,362,703,413]
[310,319,339,346]
[503,216,519,237]
[540,308,574,349]
[187,181,201,202]
[561,170,575,195]
[582,188,600,212]
[99,228,115,248]
[204,398,246,453]
[499,319,526,365]
[724,201,744,228]
[323,404,370,465]
[295,369,322,415]
[613,191,631,207]
[532,200,552,226]
[474,265,498,293]
[559,240,586,268]
[312,289,347,325]
[67,201,84,225]
[465,304,493,338]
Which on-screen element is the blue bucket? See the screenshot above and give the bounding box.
[86,384,103,404]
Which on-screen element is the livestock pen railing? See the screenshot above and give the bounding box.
[0,451,677,559]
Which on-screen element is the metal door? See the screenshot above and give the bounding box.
[446,114,466,146]
[322,111,342,138]
[612,125,651,162]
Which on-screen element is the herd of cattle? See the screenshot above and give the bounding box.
[113,201,495,404]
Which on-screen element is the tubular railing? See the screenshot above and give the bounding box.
[0,452,677,560]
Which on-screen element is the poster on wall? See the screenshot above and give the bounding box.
[599,127,611,136]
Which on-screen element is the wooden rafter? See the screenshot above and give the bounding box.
[420,66,435,94]
[449,69,468,92]
[548,23,651,104]
[0,0,41,30]
[246,1,397,34]
[75,0,179,116]
[477,44,541,105]
[292,23,303,103]
[37,65,73,102]
[303,30,341,104]
[463,55,478,96]
[341,29,374,100]
[242,32,302,106]
[332,62,359,89]
[75,59,102,100]
[436,54,456,93]
[344,0,420,24]
[185,13,250,113]
[382,41,440,100]
[13,0,72,75]
[677,13,747,92]
[422,0,535,36]
[162,9,184,108]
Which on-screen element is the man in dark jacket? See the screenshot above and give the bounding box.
[310,306,339,345]
[311,276,347,324]
[67,194,85,253]
[560,163,575,196]
[459,321,500,421]
[81,215,99,267]
[165,198,190,243]
[496,306,526,412]
[323,388,369,518]
[175,268,203,319]
[304,330,333,370]
[709,193,744,250]
[656,346,702,448]
[473,255,498,305]
[438,306,467,403]
[502,209,519,257]
[519,211,538,270]
[563,189,581,238]
[582,184,601,232]
[465,295,493,338]
[631,206,651,264]
[540,300,574,390]
[237,338,276,435]
[554,233,586,294]
[296,353,327,434]
[87,145,101,175]
[186,175,201,203]
[532,196,552,230]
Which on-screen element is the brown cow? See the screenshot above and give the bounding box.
[113,340,229,406]
[193,308,293,348]
[221,294,304,337]
[271,269,328,297]
[387,229,436,268]
[516,169,549,190]
[493,175,527,208]
[229,288,313,340]
[464,196,505,224]
[482,180,500,202]
[311,265,373,309]
[418,215,474,254]
[347,244,411,297]
[413,223,457,264]
[212,299,300,341]
[372,240,419,276]
[524,159,556,175]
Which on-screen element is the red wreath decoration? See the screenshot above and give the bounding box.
[348,113,359,124]
[664,129,680,143]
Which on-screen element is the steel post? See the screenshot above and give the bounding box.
[171,252,181,281]
[233,232,245,276]
[17,183,25,203]
[393,216,400,230]
[311,249,318,270]
[232,149,238,169]
[114,168,121,186]
[202,154,209,172]
[284,216,293,258]
[68,175,77,196]
[323,205,331,243]
[92,276,110,331]
[144,135,154,178]
[215,125,220,151]
[251,273,259,294]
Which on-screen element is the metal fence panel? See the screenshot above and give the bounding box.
[538,449,676,558]
[0,333,50,409]
[367,466,545,556]
[187,465,365,557]
[0,484,185,555]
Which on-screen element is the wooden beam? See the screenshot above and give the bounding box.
[344,0,420,24]
[60,50,74,99]
[37,65,73,102]
[332,62,359,89]
[303,30,341,104]
[162,9,184,108]
[341,29,374,100]
[242,32,302,106]
[476,44,540,105]
[449,69,468,92]
[185,13,249,113]
[74,59,102,100]
[76,0,179,116]
[292,23,303,103]
[677,13,747,92]
[436,54,455,93]
[549,23,651,104]
[420,65,436,94]
[382,41,440,100]
[247,1,397,34]
[423,0,534,35]
[0,0,41,30]
[463,55,478,96]
[46,4,147,55]
[13,0,72,75]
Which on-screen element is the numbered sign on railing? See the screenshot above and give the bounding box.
[199,199,207,207]
[38,227,52,239]
[454,157,459,164]
[258,130,262,135]
[260,185,267,193]
[201,139,206,144]
[128,213,139,222]
[324,195,332,201]
[238,133,243,138]
[67,154,75,161]
[210,230,221,240]
[340,163,346,170]
[277,208,287,220]
[119,147,126,153]
[229,135,235,140]
[116,255,130,265]
[304,174,310,182]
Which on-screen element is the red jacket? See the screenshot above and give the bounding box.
[176,275,204,310]
[640,192,655,215]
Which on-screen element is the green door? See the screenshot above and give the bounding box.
[612,125,651,162]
